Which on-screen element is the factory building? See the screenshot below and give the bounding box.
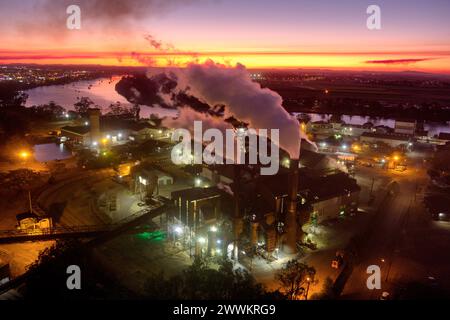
[61,108,171,147]
[360,132,411,148]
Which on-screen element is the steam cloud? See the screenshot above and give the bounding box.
[117,61,302,159]
[13,0,202,39]
[171,61,301,159]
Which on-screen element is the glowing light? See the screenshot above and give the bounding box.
[139,176,148,186]
[198,237,206,244]
[174,226,183,234]
[210,225,218,232]
[195,178,201,186]
[19,151,29,159]
[92,141,98,147]
[118,133,122,138]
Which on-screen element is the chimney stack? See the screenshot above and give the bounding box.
[232,165,243,261]
[88,108,101,144]
[284,158,299,254]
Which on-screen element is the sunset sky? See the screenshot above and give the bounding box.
[1,0,450,73]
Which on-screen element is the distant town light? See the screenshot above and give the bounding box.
[19,151,29,160]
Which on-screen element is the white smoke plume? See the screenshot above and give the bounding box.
[162,107,232,133]
[169,61,302,159]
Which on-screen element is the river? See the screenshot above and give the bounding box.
[24,76,177,119]
[24,77,450,136]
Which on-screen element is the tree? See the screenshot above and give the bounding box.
[74,96,94,116]
[276,259,316,300]
[23,240,133,299]
[310,277,336,300]
[30,101,65,120]
[145,257,284,300]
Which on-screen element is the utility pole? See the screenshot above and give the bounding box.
[28,190,33,214]
[370,177,375,197]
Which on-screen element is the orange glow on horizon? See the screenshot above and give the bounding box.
[1,50,449,74]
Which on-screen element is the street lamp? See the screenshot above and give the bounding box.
[174,226,183,234]
[210,225,218,232]
[173,226,183,246]
[198,237,206,244]
[19,151,29,161]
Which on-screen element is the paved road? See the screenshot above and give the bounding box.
[341,166,429,299]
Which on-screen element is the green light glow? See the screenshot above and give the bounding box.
[135,230,166,242]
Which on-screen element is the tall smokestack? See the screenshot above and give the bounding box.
[88,108,101,144]
[284,158,299,254]
[232,165,243,261]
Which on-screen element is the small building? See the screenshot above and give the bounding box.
[258,169,360,224]
[60,125,90,145]
[16,212,53,232]
[301,172,360,224]
[133,166,174,199]
[438,132,450,142]
[360,132,411,148]
[306,121,334,138]
[394,119,416,136]
[340,124,372,137]
[61,109,170,147]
